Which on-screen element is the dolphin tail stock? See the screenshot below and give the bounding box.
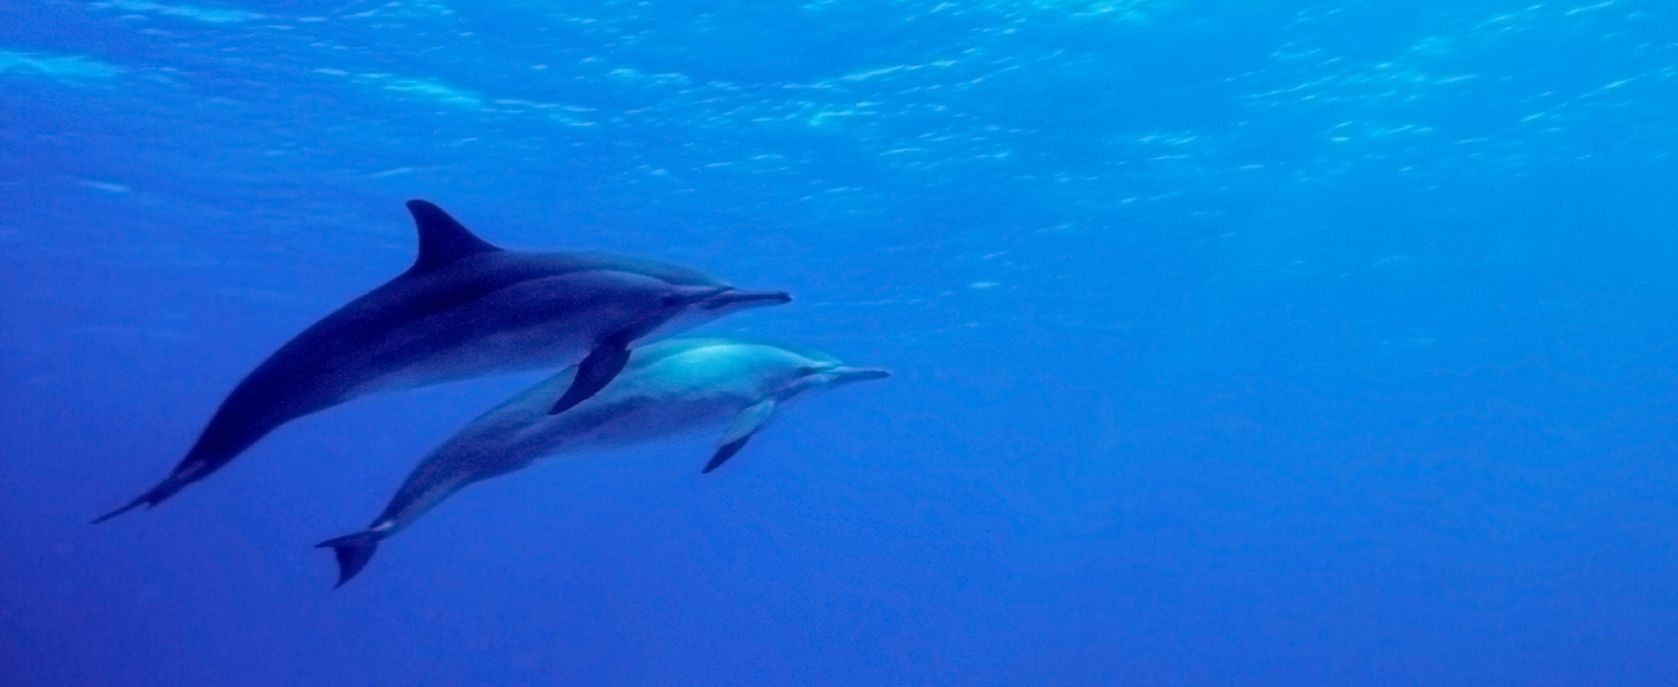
[317,529,387,588]
[90,464,205,524]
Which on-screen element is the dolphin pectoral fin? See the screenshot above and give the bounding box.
[550,287,731,416]
[317,530,386,588]
[719,399,777,446]
[549,340,631,415]
[703,398,778,474]
[704,436,754,474]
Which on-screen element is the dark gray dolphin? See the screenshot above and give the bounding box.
[317,337,888,586]
[94,202,790,523]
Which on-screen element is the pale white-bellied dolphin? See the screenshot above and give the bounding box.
[317,338,888,586]
[94,202,791,523]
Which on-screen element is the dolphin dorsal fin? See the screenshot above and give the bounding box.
[405,199,501,272]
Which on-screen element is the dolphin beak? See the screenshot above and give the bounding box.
[702,288,793,310]
[835,366,890,382]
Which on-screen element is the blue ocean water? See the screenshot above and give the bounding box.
[3,0,1676,684]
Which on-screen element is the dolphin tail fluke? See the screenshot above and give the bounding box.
[317,530,384,588]
[91,472,193,524]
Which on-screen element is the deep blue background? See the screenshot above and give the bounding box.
[4,0,1676,684]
